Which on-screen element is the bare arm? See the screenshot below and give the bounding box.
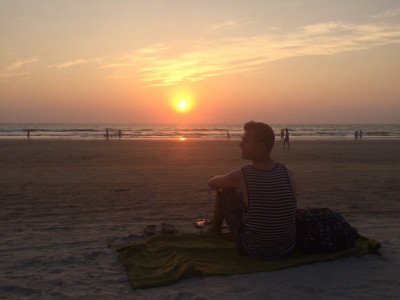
[208,169,243,190]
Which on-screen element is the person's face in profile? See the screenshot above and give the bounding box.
[240,130,264,160]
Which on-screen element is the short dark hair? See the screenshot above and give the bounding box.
[244,121,275,153]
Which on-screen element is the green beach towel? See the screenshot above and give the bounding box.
[111,234,380,289]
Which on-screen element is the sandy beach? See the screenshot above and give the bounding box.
[1,138,399,299]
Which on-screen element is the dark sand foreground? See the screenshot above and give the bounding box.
[1,139,399,299]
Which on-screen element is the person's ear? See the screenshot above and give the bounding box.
[257,142,266,152]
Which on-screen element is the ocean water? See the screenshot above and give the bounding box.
[0,123,399,140]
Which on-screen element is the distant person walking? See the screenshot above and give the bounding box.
[105,128,110,141]
[118,130,122,140]
[27,129,30,140]
[283,128,290,150]
[359,130,362,140]
[354,130,358,141]
[226,130,230,140]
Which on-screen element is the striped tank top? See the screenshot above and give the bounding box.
[241,163,296,260]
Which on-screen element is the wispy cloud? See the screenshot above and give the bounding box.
[0,58,39,78]
[52,58,99,70]
[208,20,253,32]
[50,20,400,87]
[372,7,400,19]
[122,21,400,87]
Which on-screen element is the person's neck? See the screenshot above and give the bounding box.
[250,153,276,170]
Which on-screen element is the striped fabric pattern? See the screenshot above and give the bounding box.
[241,163,297,259]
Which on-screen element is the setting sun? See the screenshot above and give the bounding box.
[171,91,194,114]
[173,99,191,113]
[178,100,188,111]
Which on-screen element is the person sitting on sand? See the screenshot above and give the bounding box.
[201,121,297,260]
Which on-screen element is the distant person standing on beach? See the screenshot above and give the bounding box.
[283,128,290,149]
[118,130,122,140]
[280,129,285,140]
[27,129,30,140]
[226,130,230,140]
[105,128,110,141]
[359,130,362,140]
[354,130,358,141]
[201,121,297,260]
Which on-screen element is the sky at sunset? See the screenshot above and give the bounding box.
[1,0,400,124]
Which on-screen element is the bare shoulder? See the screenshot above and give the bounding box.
[284,165,294,176]
[281,164,295,181]
[227,168,243,179]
